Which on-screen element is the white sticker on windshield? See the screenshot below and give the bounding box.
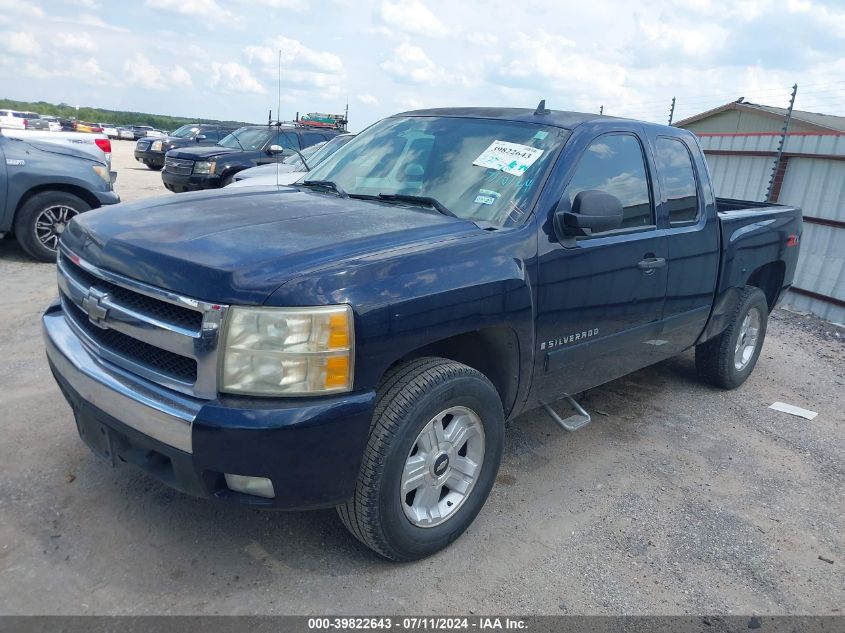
[473,140,544,177]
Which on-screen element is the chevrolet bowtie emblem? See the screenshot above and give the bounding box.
[81,287,110,328]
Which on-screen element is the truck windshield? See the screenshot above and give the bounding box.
[302,116,568,227]
[171,125,199,138]
[219,128,272,151]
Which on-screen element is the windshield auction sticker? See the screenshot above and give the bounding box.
[472,140,544,176]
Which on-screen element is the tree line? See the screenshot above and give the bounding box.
[0,98,253,130]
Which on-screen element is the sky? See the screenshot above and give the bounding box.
[1,0,845,132]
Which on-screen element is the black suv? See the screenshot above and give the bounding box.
[161,124,340,192]
[135,124,234,171]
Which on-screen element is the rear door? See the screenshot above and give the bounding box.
[532,129,669,400]
[648,133,719,358]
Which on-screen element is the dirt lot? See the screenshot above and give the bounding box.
[0,140,843,615]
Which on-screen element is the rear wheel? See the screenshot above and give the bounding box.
[14,191,90,262]
[695,286,769,389]
[337,358,504,561]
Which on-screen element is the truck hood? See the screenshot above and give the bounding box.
[167,145,240,160]
[62,187,478,304]
[13,137,98,163]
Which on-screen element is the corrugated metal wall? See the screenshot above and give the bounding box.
[706,154,773,201]
[694,133,845,326]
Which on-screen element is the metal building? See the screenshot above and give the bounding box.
[677,100,845,325]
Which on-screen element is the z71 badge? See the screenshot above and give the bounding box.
[541,328,598,350]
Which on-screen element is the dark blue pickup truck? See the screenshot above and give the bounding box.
[43,106,801,561]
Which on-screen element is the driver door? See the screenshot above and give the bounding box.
[531,131,668,402]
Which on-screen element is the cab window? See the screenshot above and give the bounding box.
[563,133,653,232]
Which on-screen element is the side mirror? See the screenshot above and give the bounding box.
[195,134,206,142]
[268,144,285,155]
[554,190,624,239]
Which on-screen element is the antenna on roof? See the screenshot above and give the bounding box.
[534,99,550,116]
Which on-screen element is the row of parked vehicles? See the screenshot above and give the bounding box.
[135,120,353,191]
[0,109,168,140]
[23,102,804,561]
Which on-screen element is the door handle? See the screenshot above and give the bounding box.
[637,257,666,271]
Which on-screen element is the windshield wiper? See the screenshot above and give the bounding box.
[300,180,349,198]
[375,193,457,218]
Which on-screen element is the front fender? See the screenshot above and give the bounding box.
[266,223,538,398]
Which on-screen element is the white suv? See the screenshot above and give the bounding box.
[0,109,29,130]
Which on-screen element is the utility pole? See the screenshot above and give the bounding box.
[668,97,676,125]
[766,83,798,202]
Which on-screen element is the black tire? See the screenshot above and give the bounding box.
[221,173,235,187]
[14,191,91,262]
[695,286,769,389]
[338,357,504,561]
[146,164,163,171]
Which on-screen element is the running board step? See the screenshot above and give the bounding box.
[542,395,592,432]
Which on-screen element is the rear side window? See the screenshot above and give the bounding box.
[655,137,699,224]
[563,133,653,231]
[300,131,328,148]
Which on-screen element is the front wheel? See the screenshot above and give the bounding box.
[695,286,769,389]
[337,358,504,561]
[14,191,91,262]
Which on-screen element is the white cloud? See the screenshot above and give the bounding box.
[3,31,40,55]
[55,33,97,52]
[245,37,343,74]
[379,0,448,38]
[466,32,498,46]
[381,42,453,85]
[246,0,308,8]
[123,53,193,90]
[637,15,729,56]
[210,61,266,94]
[145,0,234,25]
[0,0,44,18]
[358,93,379,105]
[22,56,109,85]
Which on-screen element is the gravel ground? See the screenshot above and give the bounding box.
[0,141,843,615]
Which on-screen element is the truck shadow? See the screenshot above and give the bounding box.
[0,238,46,264]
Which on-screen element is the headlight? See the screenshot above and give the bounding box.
[92,164,110,184]
[151,140,163,151]
[193,160,216,175]
[221,305,354,396]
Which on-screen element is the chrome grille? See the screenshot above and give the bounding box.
[57,248,227,399]
[164,156,194,175]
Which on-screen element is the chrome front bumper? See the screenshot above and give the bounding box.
[43,308,201,454]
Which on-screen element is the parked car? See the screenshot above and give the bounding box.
[99,123,119,139]
[40,115,63,132]
[0,130,119,261]
[42,106,801,560]
[131,125,156,140]
[117,126,134,140]
[74,121,103,134]
[3,128,112,168]
[0,109,28,130]
[20,113,50,130]
[162,124,340,192]
[228,133,354,187]
[134,123,234,171]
